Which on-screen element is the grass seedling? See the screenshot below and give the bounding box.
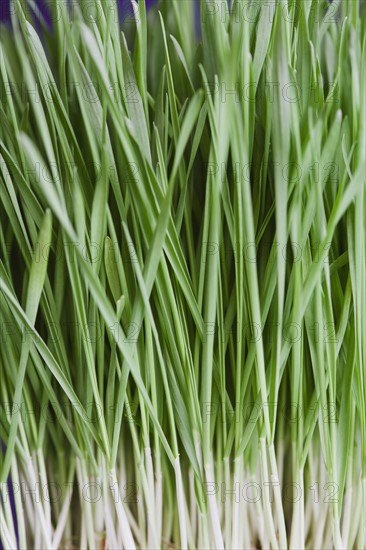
[0,0,365,548]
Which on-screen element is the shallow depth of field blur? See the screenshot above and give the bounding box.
[0,1,365,549]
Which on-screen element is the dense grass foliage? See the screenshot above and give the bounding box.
[0,1,365,548]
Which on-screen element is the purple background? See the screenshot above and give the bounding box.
[0,0,158,25]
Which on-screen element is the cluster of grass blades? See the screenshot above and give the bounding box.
[0,0,365,548]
